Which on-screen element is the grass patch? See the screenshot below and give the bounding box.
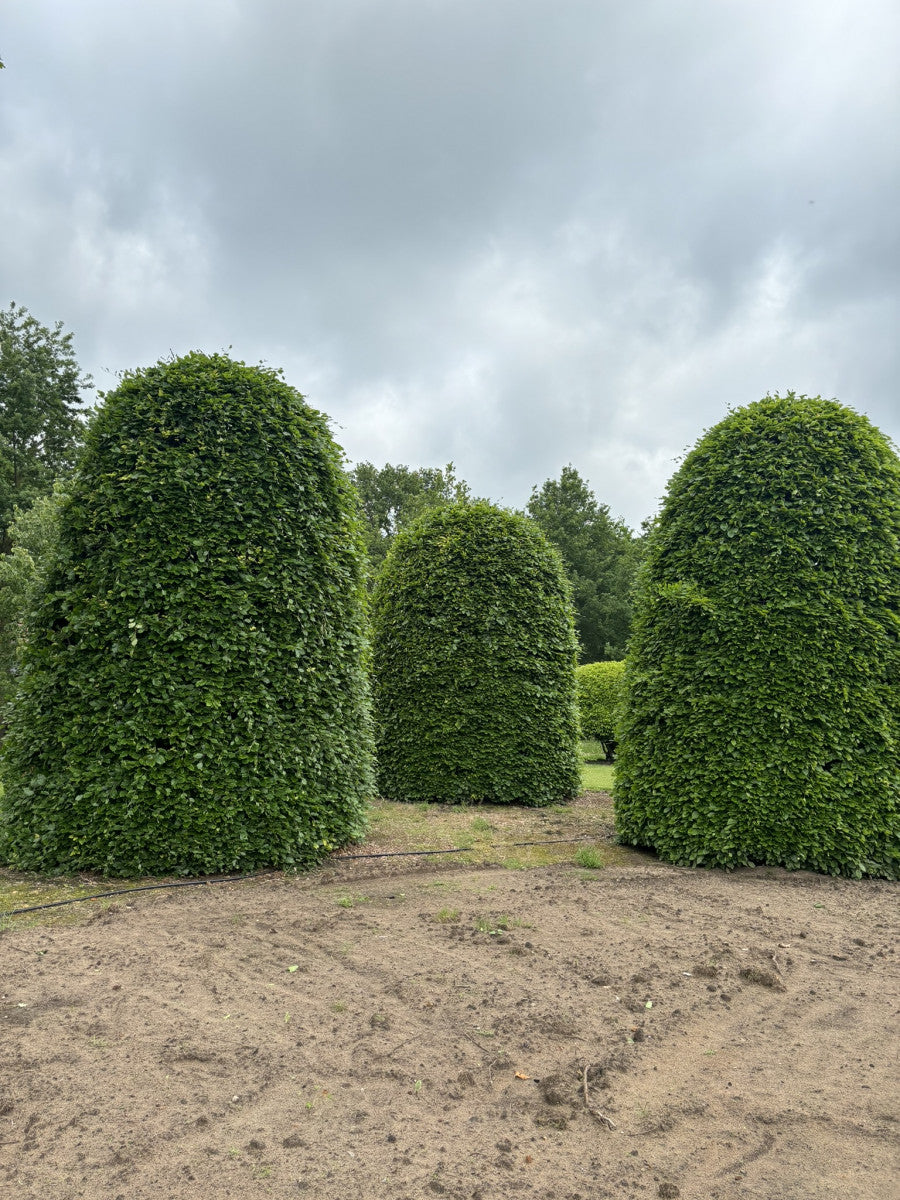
[1,759,630,933]
[356,777,619,871]
[0,869,143,932]
[580,739,611,762]
[355,802,592,870]
[473,915,501,933]
[574,845,605,870]
[581,762,615,792]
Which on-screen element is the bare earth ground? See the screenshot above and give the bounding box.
[1,794,898,1200]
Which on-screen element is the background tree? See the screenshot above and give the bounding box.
[615,393,900,879]
[527,465,640,662]
[0,486,66,718]
[0,352,373,876]
[372,502,580,805]
[349,461,472,579]
[0,302,91,548]
[576,660,625,760]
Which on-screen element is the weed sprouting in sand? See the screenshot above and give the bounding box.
[574,846,605,869]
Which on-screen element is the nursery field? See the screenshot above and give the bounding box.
[0,786,898,1200]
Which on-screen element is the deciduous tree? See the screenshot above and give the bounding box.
[0,486,66,717]
[527,465,640,662]
[349,461,471,579]
[0,302,91,546]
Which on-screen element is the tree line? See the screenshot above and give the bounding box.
[0,303,642,715]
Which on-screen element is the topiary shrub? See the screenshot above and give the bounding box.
[372,502,580,804]
[576,660,625,758]
[615,393,900,879]
[0,352,373,876]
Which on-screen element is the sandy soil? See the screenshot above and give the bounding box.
[1,826,898,1200]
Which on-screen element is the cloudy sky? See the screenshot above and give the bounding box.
[2,0,897,529]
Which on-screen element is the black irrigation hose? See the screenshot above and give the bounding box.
[332,837,586,861]
[0,872,273,918]
[0,838,595,919]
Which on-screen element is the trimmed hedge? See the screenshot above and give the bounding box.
[0,352,373,876]
[372,502,581,804]
[576,660,625,756]
[614,393,900,879]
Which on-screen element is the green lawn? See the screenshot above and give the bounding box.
[581,761,615,792]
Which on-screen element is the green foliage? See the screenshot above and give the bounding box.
[527,465,640,661]
[0,302,91,547]
[576,660,625,756]
[0,487,66,715]
[615,393,900,879]
[372,502,581,805]
[0,351,373,876]
[574,845,604,869]
[349,460,473,581]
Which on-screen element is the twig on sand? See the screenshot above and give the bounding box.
[371,1035,418,1061]
[581,1063,616,1129]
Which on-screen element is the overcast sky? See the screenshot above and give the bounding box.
[2,0,897,529]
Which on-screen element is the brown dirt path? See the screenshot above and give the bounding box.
[1,857,898,1200]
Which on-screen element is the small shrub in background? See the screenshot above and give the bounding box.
[372,502,580,805]
[576,660,625,758]
[0,352,373,876]
[615,393,900,879]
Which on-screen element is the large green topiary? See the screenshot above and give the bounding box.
[0,352,373,876]
[576,660,625,757]
[615,393,900,879]
[372,502,581,804]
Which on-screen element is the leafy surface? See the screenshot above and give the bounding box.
[0,352,373,876]
[349,460,474,581]
[372,502,580,805]
[0,302,90,546]
[615,394,900,878]
[0,488,66,714]
[576,660,625,751]
[527,465,640,661]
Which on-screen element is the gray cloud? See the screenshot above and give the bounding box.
[2,0,897,527]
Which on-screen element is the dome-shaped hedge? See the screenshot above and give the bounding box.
[0,352,373,876]
[372,502,580,804]
[615,393,900,878]
[576,660,625,757]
